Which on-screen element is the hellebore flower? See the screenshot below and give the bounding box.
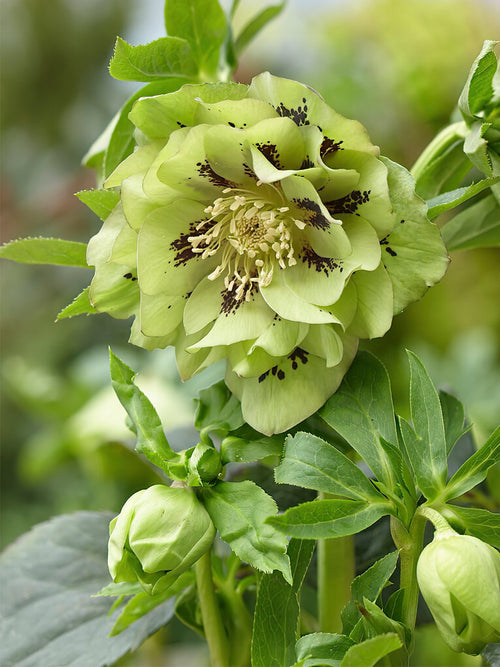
[108,484,215,594]
[85,72,448,434]
[417,528,500,654]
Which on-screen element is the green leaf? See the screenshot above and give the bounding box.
[220,433,283,464]
[439,390,467,455]
[447,506,500,549]
[275,432,383,502]
[202,480,292,583]
[405,351,447,500]
[109,36,197,82]
[294,633,354,667]
[234,2,286,56]
[426,177,500,220]
[459,40,499,122]
[414,138,472,200]
[464,121,495,176]
[0,237,88,267]
[441,193,500,251]
[443,425,500,501]
[267,499,391,540]
[76,189,120,221]
[194,380,245,437]
[164,0,227,77]
[251,539,315,667]
[359,599,408,645]
[174,585,204,637]
[0,512,175,667]
[56,287,97,321]
[109,349,179,472]
[95,581,143,597]
[319,352,399,487]
[342,551,399,635]
[339,633,402,667]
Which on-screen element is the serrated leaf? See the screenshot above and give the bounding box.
[234,2,286,56]
[251,539,314,667]
[194,380,244,437]
[405,351,447,500]
[447,506,500,549]
[340,633,402,667]
[56,287,97,321]
[439,390,467,455]
[109,349,178,472]
[0,512,175,667]
[76,189,121,221]
[459,40,499,122]
[267,499,391,540]
[164,0,227,77]
[202,480,291,583]
[0,237,88,267]
[426,177,500,220]
[443,425,500,501]
[275,432,383,502]
[109,36,197,82]
[319,352,399,487]
[294,633,354,667]
[441,193,500,251]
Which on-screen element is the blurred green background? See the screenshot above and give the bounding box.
[1,1,499,664]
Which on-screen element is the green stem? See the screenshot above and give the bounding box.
[410,121,466,181]
[196,551,230,667]
[318,492,355,633]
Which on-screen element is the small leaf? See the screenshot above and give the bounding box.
[95,581,143,597]
[443,425,500,501]
[0,512,175,667]
[459,40,499,122]
[464,121,495,177]
[76,189,120,221]
[109,36,197,82]
[275,432,383,502]
[426,177,500,220]
[439,390,467,455]
[340,633,402,667]
[447,506,500,549]
[202,480,292,583]
[405,351,447,499]
[194,380,245,437]
[267,499,391,540]
[234,2,286,56]
[251,539,314,667]
[220,433,283,464]
[56,287,97,321]
[109,349,178,472]
[0,237,88,267]
[295,633,354,667]
[441,194,500,251]
[319,352,399,487]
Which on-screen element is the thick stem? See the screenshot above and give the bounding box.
[410,121,467,181]
[196,551,230,667]
[318,493,355,633]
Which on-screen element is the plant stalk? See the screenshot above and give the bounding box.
[410,121,466,181]
[196,551,230,667]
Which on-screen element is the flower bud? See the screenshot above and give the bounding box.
[188,441,222,483]
[417,529,500,654]
[108,484,216,594]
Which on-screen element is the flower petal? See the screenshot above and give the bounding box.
[348,264,393,338]
[140,291,185,337]
[252,317,309,357]
[183,276,224,334]
[301,324,344,367]
[105,141,164,188]
[89,261,139,319]
[194,97,277,127]
[129,315,176,351]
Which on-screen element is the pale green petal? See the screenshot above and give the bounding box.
[203,125,254,186]
[324,280,358,330]
[230,342,279,378]
[252,318,309,357]
[342,215,381,272]
[142,129,192,204]
[110,219,138,266]
[87,204,129,266]
[348,264,393,339]
[137,202,217,296]
[226,336,358,435]
[249,145,299,183]
[139,291,185,337]
[183,276,225,334]
[301,324,344,367]
[121,174,158,231]
[379,158,449,313]
[174,324,213,381]
[89,261,139,319]
[246,116,305,170]
[246,72,378,155]
[283,248,347,307]
[105,141,164,188]
[129,316,176,351]
[194,97,277,127]
[260,269,337,324]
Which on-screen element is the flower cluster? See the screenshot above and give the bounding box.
[85,73,448,434]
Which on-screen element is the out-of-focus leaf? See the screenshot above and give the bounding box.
[459,40,499,122]
[109,36,197,82]
[0,238,88,267]
[426,177,499,219]
[441,194,500,251]
[234,2,286,56]
[439,390,467,455]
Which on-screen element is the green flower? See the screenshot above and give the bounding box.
[85,72,448,434]
[108,484,215,595]
[417,529,500,654]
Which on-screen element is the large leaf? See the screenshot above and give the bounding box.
[0,237,88,267]
[202,480,292,583]
[109,36,197,82]
[275,432,383,502]
[267,499,391,540]
[459,40,499,122]
[404,351,447,500]
[251,539,314,667]
[443,425,500,501]
[339,633,402,667]
[319,352,399,487]
[426,177,499,220]
[447,506,500,549]
[234,2,286,56]
[441,194,500,251]
[164,0,227,77]
[0,512,175,667]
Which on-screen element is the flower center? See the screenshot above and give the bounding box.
[188,184,306,301]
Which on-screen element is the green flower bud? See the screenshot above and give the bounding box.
[417,529,500,654]
[108,484,215,594]
[188,441,223,484]
[83,73,448,434]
